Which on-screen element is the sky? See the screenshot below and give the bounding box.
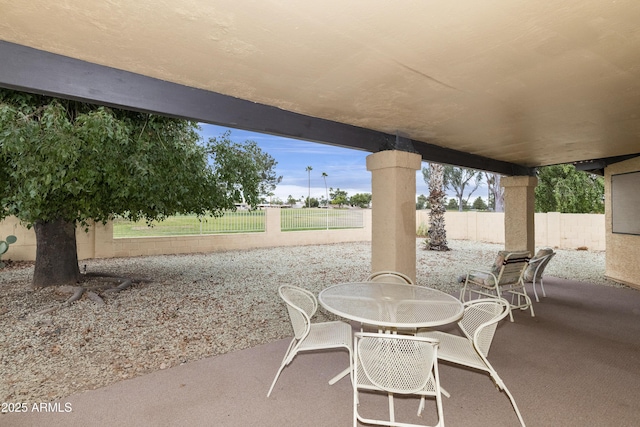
[199,124,486,204]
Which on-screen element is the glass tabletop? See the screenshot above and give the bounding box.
[319,282,464,328]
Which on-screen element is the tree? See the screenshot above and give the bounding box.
[286,195,297,206]
[472,196,488,210]
[422,163,449,251]
[246,140,282,200]
[329,187,349,207]
[0,89,277,287]
[321,172,329,207]
[350,193,372,208]
[305,166,313,208]
[535,164,604,213]
[485,172,504,212]
[444,166,482,212]
[416,194,428,210]
[303,196,319,208]
[446,198,459,210]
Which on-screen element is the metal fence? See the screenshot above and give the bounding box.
[112,208,365,238]
[113,210,266,238]
[281,208,364,231]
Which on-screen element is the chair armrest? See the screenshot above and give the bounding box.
[467,268,495,277]
[527,257,543,267]
[465,269,498,286]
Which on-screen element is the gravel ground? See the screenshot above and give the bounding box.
[0,239,623,405]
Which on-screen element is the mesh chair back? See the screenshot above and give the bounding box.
[531,252,555,278]
[459,299,510,356]
[356,333,437,394]
[495,251,530,286]
[279,285,317,339]
[367,270,414,285]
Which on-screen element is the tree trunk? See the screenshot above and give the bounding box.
[33,219,80,288]
[494,175,504,212]
[427,164,450,251]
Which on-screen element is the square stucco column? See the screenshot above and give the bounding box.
[366,150,422,282]
[501,176,538,255]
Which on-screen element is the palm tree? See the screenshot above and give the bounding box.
[305,166,313,208]
[423,163,450,251]
[321,172,328,207]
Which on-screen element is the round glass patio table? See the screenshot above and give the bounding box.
[319,282,464,329]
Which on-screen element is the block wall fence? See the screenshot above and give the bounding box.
[416,211,605,251]
[1,209,605,263]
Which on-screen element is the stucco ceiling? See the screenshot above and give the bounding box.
[1,0,639,170]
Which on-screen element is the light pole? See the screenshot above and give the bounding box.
[321,172,329,229]
[305,166,313,208]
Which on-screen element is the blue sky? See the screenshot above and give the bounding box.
[199,124,442,203]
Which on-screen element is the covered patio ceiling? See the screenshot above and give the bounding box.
[1,1,639,175]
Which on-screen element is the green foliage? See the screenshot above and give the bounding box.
[472,196,488,210]
[286,195,298,206]
[416,194,428,210]
[350,193,371,208]
[241,138,282,198]
[535,164,604,213]
[329,187,348,207]
[303,197,320,208]
[445,198,470,210]
[422,165,482,212]
[0,234,17,268]
[0,89,278,227]
[443,165,482,212]
[416,222,429,237]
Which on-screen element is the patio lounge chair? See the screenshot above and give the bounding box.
[418,298,526,427]
[460,250,533,322]
[353,332,445,427]
[267,285,353,397]
[524,248,556,302]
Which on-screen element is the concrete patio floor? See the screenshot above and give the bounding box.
[4,278,640,427]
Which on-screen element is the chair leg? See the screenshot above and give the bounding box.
[267,363,287,398]
[328,367,351,385]
[494,286,514,322]
[460,280,468,302]
[502,385,527,427]
[489,369,526,427]
[532,278,540,303]
[540,277,547,298]
[353,388,359,427]
[267,339,296,397]
[388,392,395,424]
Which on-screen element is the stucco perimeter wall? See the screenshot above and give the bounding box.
[605,157,640,289]
[416,211,605,251]
[0,209,372,261]
[2,209,608,262]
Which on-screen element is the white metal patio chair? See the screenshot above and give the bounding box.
[460,250,533,322]
[367,270,415,285]
[418,298,526,427]
[353,332,445,427]
[267,285,353,397]
[365,271,415,334]
[523,249,556,302]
